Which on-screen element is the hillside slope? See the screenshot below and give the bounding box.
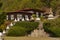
[0,0,43,12]
[0,0,60,12]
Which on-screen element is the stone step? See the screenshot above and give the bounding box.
[29,29,50,37]
[28,22,50,37]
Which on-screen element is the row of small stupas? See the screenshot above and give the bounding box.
[6,8,55,21]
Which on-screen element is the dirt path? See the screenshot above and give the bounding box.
[4,36,60,40]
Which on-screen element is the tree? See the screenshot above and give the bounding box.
[0,12,6,26]
[40,0,60,15]
[40,0,52,8]
[0,2,6,26]
[51,0,60,15]
[0,2,6,32]
[0,0,60,15]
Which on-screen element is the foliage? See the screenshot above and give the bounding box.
[41,0,52,8]
[7,21,39,36]
[0,2,6,32]
[0,12,6,32]
[32,14,36,20]
[0,24,6,32]
[43,18,60,37]
[51,0,60,15]
[0,12,6,26]
[40,15,45,22]
[1,0,43,12]
[0,0,60,15]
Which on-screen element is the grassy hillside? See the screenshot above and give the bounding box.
[0,0,43,12]
[0,0,60,13]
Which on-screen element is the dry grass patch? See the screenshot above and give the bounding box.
[4,36,55,40]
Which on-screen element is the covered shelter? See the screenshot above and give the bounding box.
[6,8,45,21]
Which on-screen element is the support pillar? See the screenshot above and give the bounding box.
[20,14,22,21]
[6,15,8,20]
[11,15,14,20]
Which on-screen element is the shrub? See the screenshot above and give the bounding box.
[0,24,6,32]
[0,12,6,26]
[0,12,6,32]
[43,18,60,37]
[7,21,39,36]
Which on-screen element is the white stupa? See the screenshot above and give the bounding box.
[14,19,17,22]
[48,8,55,19]
[6,25,10,30]
[3,30,6,34]
[26,18,29,21]
[48,14,54,19]
[10,22,13,26]
[36,17,40,21]
[22,18,24,21]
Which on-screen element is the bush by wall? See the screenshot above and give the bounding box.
[43,18,60,37]
[0,24,6,32]
[7,21,39,36]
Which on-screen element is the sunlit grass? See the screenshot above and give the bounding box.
[4,36,54,40]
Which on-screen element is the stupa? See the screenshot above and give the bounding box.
[22,18,24,21]
[48,14,54,19]
[14,19,17,22]
[48,8,54,19]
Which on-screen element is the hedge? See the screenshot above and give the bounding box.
[7,21,39,36]
[43,18,60,37]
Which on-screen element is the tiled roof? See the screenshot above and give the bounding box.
[7,8,45,14]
